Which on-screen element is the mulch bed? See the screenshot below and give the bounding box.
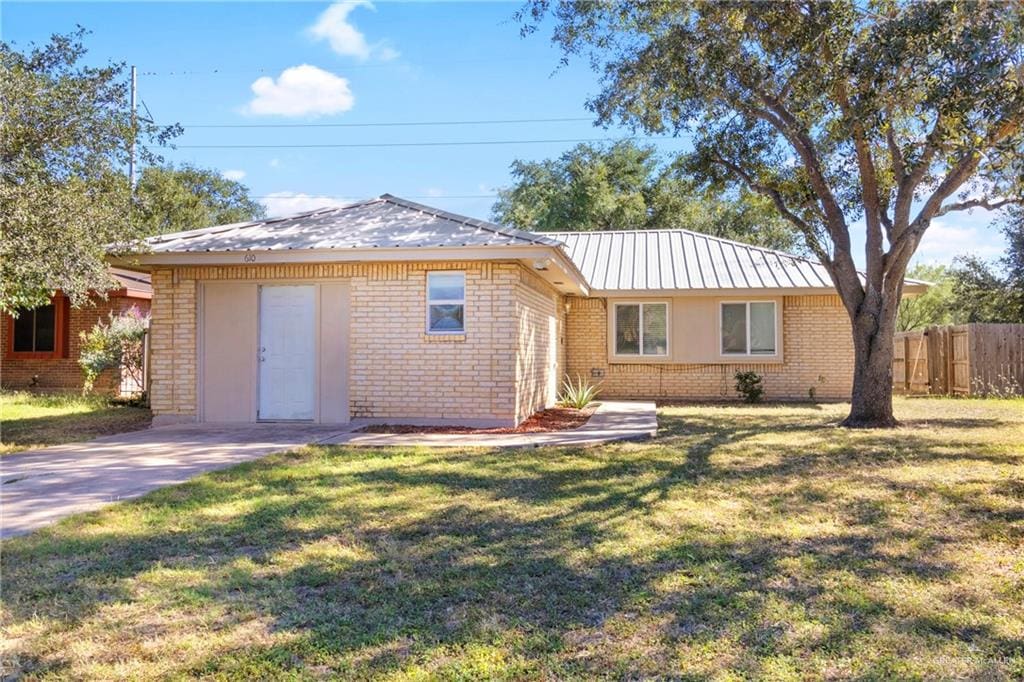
[357,404,598,435]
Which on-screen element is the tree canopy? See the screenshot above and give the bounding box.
[134,164,266,236]
[492,141,801,252]
[522,0,1024,426]
[0,28,179,313]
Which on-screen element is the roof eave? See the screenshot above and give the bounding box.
[586,280,928,297]
[109,243,590,296]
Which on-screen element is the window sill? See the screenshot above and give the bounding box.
[5,351,62,360]
[423,333,467,343]
[609,354,671,364]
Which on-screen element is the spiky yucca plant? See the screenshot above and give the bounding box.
[559,374,601,409]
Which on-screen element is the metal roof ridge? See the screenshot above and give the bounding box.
[542,227,826,269]
[378,194,562,247]
[145,198,380,245]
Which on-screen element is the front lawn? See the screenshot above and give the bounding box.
[0,391,152,456]
[1,398,1022,679]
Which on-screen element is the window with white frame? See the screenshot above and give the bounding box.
[426,271,465,334]
[721,301,776,355]
[614,302,668,356]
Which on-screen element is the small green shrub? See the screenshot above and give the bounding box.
[559,374,601,409]
[734,371,765,403]
[79,306,149,394]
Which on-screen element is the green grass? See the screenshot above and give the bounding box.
[2,398,1022,679]
[0,391,152,456]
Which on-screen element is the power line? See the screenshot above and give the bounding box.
[138,57,559,77]
[180,116,594,129]
[176,136,686,149]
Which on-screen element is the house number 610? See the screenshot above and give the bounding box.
[243,254,257,263]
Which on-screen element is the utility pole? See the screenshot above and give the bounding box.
[129,65,137,192]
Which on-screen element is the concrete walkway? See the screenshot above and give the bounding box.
[322,400,658,448]
[0,423,349,539]
[1,401,656,539]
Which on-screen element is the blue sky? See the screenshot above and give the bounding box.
[3,1,1009,267]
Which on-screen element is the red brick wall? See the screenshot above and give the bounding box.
[0,296,150,394]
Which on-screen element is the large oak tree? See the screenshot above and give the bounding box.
[523,0,1024,426]
[1,29,179,313]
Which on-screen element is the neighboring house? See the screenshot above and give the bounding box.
[112,195,925,427]
[0,270,152,394]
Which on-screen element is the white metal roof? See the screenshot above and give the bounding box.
[547,229,838,291]
[138,195,924,294]
[144,194,562,253]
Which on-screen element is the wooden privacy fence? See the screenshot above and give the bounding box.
[893,323,1024,396]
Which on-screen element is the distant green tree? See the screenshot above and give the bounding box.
[949,256,1014,323]
[896,264,954,331]
[1000,207,1024,319]
[949,211,1024,323]
[135,165,266,235]
[0,28,179,313]
[492,141,801,252]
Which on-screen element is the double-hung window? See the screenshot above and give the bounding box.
[721,301,776,356]
[426,271,465,334]
[613,302,668,356]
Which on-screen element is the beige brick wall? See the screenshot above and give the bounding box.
[149,260,855,423]
[565,294,854,401]
[348,262,518,422]
[148,261,536,424]
[1,295,150,394]
[149,268,198,418]
[513,268,564,423]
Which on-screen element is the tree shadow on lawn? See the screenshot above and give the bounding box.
[2,413,1022,678]
[0,408,152,452]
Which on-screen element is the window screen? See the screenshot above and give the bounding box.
[749,302,776,354]
[615,304,640,355]
[615,303,667,356]
[721,303,748,354]
[721,301,776,355]
[642,303,667,355]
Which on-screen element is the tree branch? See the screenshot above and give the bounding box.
[885,120,905,185]
[910,116,1023,233]
[935,196,1020,216]
[891,114,946,239]
[706,152,834,268]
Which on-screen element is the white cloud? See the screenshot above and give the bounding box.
[308,1,398,61]
[261,192,352,216]
[268,158,281,168]
[245,65,354,117]
[915,219,1006,263]
[222,169,246,181]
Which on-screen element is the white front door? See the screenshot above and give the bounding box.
[259,285,316,420]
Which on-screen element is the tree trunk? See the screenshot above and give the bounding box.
[843,296,899,428]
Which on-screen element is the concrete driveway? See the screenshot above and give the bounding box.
[0,423,352,539]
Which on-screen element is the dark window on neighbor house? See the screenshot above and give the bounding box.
[12,304,57,352]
